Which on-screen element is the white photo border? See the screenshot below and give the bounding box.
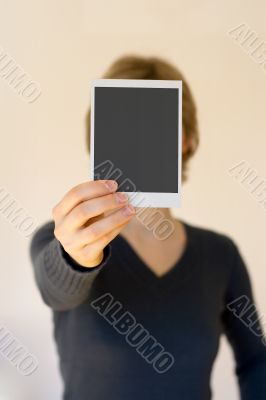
[90,79,183,208]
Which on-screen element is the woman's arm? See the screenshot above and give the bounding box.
[29,221,111,311]
[222,242,266,399]
[30,180,135,311]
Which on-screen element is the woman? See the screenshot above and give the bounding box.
[30,55,266,400]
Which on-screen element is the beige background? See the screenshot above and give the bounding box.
[0,0,266,398]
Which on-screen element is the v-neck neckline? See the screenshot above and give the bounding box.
[115,219,200,292]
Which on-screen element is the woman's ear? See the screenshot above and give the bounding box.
[182,128,191,156]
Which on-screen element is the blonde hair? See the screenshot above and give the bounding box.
[86,54,199,181]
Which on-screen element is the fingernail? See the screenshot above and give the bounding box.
[122,204,135,216]
[104,180,118,192]
[115,192,128,203]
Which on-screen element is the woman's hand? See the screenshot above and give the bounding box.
[52,180,135,268]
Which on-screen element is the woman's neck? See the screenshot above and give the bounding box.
[120,207,187,276]
[121,207,177,240]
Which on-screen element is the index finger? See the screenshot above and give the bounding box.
[52,180,118,221]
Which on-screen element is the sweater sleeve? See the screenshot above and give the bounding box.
[29,221,112,311]
[221,242,266,400]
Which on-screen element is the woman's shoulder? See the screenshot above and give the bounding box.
[182,219,238,257]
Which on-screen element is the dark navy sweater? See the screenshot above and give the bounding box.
[30,220,266,400]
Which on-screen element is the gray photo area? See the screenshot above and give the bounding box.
[93,86,180,193]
